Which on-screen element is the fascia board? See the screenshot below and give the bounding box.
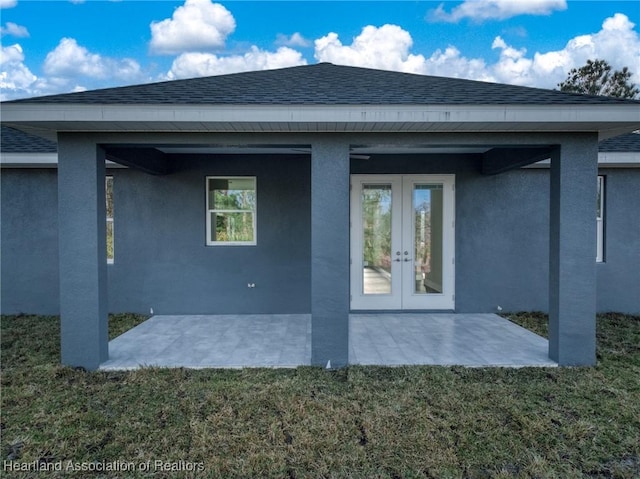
[0,152,124,168]
[0,152,58,167]
[3,103,639,132]
[525,151,640,168]
[598,151,640,166]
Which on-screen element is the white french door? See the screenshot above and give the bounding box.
[350,175,455,310]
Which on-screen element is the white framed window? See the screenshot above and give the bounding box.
[206,177,256,246]
[596,175,604,263]
[106,176,114,263]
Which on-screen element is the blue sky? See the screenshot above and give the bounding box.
[1,0,639,100]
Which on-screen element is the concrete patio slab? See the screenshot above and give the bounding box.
[350,313,556,367]
[100,313,556,370]
[100,314,312,370]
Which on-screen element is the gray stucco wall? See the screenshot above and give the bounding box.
[596,169,640,313]
[107,155,311,315]
[455,167,639,315]
[456,168,551,313]
[1,160,638,315]
[1,169,60,314]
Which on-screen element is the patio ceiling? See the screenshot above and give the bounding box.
[100,141,553,176]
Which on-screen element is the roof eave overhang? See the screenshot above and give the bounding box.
[4,151,638,169]
[0,152,58,167]
[0,152,125,168]
[524,150,640,169]
[3,103,639,141]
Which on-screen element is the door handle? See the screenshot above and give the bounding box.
[403,258,412,262]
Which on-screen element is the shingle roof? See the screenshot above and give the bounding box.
[598,132,640,152]
[1,126,57,153]
[6,63,639,106]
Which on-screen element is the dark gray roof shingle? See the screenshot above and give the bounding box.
[6,63,639,106]
[1,126,57,153]
[598,132,640,152]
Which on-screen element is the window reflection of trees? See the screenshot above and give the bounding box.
[362,186,392,273]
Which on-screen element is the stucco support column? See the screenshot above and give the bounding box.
[311,139,350,367]
[58,134,108,370]
[548,135,598,366]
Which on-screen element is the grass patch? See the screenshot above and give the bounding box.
[108,313,149,340]
[507,311,549,338]
[2,313,639,478]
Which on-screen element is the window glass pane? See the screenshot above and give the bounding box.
[596,176,603,220]
[106,220,114,262]
[212,212,254,242]
[106,176,114,217]
[106,176,114,262]
[209,178,256,211]
[597,176,604,262]
[362,184,392,294]
[207,177,256,244]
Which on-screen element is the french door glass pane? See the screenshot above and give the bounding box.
[413,184,443,294]
[362,184,392,294]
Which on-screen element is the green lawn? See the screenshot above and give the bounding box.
[1,313,639,478]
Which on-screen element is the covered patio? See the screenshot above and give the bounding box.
[5,64,637,370]
[99,313,556,370]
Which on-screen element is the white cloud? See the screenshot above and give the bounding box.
[150,0,235,55]
[312,15,639,90]
[314,24,491,80]
[166,46,306,79]
[429,0,567,23]
[276,32,310,48]
[0,43,84,100]
[491,13,640,88]
[43,37,141,81]
[0,43,37,100]
[423,46,493,81]
[490,36,533,85]
[315,24,428,73]
[1,22,29,37]
[2,36,151,100]
[0,0,17,9]
[0,42,25,64]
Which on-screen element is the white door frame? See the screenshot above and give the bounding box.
[350,174,455,310]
